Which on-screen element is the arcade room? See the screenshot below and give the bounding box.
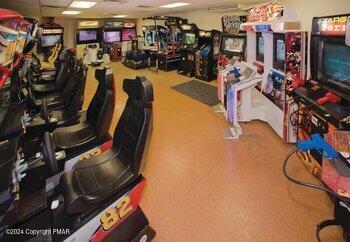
[0,0,350,241]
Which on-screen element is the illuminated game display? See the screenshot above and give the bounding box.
[122,28,136,41]
[276,40,285,61]
[185,33,196,45]
[41,34,61,47]
[222,36,244,53]
[103,31,121,43]
[78,29,98,43]
[273,34,286,71]
[256,32,264,62]
[321,43,350,87]
[311,14,350,93]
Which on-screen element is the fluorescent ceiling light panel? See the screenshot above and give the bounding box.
[69,1,97,8]
[62,10,81,15]
[161,2,190,8]
[114,15,127,18]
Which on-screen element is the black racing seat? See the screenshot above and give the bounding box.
[47,67,115,155]
[33,50,75,97]
[36,60,88,116]
[59,76,153,214]
[41,61,88,127]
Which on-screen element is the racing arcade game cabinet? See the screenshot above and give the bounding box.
[194,29,221,81]
[76,21,102,66]
[177,23,199,77]
[218,15,247,69]
[37,21,63,68]
[284,15,350,242]
[158,17,187,72]
[102,21,123,61]
[121,21,137,55]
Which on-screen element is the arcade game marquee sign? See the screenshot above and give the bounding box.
[317,15,350,46]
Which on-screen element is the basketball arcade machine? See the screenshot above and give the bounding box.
[293,14,350,179]
[218,2,308,141]
[76,20,102,65]
[177,23,199,77]
[194,29,221,81]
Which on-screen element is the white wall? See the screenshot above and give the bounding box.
[176,10,245,31]
[280,0,350,31]
[53,18,78,49]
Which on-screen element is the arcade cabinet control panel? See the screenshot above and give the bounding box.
[294,81,350,130]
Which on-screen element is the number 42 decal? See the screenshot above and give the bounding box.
[100,195,133,231]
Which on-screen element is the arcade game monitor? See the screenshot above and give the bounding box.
[185,33,196,45]
[41,34,61,47]
[319,40,350,91]
[77,28,99,44]
[311,14,350,93]
[103,30,121,43]
[221,36,245,55]
[256,32,264,62]
[273,33,286,71]
[122,28,136,41]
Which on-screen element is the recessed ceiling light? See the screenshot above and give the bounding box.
[114,15,127,18]
[69,1,97,8]
[161,2,190,8]
[62,10,81,15]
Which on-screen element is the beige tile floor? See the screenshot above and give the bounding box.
[84,62,343,242]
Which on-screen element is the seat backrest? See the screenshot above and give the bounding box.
[55,49,76,90]
[86,68,115,140]
[113,76,154,175]
[63,60,88,115]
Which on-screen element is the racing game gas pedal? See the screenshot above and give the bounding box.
[18,189,47,220]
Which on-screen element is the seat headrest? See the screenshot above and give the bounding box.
[123,76,154,103]
[95,67,114,89]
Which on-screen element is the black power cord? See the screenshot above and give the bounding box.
[282,149,350,241]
